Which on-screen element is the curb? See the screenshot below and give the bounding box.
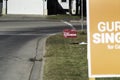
[40,34,57,80]
[29,37,47,80]
[70,20,81,22]
[70,20,86,22]
[40,37,47,80]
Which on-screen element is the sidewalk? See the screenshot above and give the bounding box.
[0,15,83,22]
[0,15,49,21]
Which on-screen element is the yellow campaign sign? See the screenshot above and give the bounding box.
[87,0,120,77]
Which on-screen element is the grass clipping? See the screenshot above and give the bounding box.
[43,33,88,80]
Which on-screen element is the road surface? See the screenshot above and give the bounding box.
[0,19,85,80]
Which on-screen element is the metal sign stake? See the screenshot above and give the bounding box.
[81,0,84,31]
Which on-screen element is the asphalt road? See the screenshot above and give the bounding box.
[0,19,85,80]
[0,20,84,34]
[0,35,41,80]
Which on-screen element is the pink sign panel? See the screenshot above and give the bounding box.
[63,29,77,38]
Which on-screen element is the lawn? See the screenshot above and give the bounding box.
[46,14,81,20]
[43,32,120,80]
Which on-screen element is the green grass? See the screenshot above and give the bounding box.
[46,14,80,20]
[96,78,120,80]
[43,32,120,80]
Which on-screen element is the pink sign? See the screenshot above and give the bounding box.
[63,29,77,38]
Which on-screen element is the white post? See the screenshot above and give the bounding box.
[43,0,47,15]
[2,0,7,15]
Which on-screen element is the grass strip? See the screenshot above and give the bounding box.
[46,14,81,20]
[43,32,120,80]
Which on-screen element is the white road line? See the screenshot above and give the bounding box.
[61,20,76,29]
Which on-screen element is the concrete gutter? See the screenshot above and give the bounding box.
[29,37,47,80]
